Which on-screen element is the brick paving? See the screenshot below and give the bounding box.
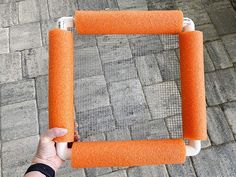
[0,0,236,177]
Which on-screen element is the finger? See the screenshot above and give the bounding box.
[74,121,80,142]
[74,122,78,129]
[40,128,68,143]
[74,132,80,142]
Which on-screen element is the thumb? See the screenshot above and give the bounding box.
[41,128,68,143]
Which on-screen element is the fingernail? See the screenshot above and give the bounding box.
[60,128,68,133]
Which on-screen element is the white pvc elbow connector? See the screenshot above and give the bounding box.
[57,17,74,30]
[186,140,201,156]
[183,17,195,32]
[56,142,72,160]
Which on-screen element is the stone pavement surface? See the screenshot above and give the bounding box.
[0,0,236,177]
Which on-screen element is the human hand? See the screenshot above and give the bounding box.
[31,128,68,172]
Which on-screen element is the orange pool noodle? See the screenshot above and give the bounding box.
[74,10,183,34]
[71,139,186,168]
[179,31,207,140]
[49,29,74,142]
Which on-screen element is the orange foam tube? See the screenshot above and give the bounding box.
[71,139,186,168]
[179,31,207,140]
[48,29,74,142]
[74,10,183,34]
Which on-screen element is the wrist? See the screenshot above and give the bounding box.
[24,171,46,177]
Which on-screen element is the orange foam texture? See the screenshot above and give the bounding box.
[48,29,74,142]
[74,10,183,34]
[179,31,207,140]
[71,139,186,168]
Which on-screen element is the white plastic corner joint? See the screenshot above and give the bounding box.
[57,17,74,31]
[186,140,201,156]
[183,17,195,32]
[56,142,72,160]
